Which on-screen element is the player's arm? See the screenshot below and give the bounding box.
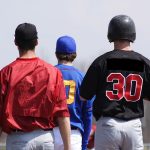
[57,117,71,150]
[143,82,150,101]
[80,96,87,101]
[143,61,150,101]
[80,63,100,100]
[0,70,4,136]
[81,99,93,150]
[0,104,1,135]
[53,69,71,150]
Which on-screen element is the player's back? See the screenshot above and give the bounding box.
[56,64,85,131]
[82,49,150,121]
[1,57,64,133]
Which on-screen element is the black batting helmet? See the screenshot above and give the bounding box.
[107,15,136,42]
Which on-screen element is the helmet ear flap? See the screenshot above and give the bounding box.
[107,15,136,42]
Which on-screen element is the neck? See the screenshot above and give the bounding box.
[114,40,132,51]
[58,60,73,66]
[19,49,36,58]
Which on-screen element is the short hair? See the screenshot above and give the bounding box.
[15,39,37,52]
[56,52,77,62]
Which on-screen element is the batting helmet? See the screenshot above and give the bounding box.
[107,15,136,42]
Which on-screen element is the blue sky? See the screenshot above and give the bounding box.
[0,0,150,71]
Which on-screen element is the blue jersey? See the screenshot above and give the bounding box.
[55,64,93,150]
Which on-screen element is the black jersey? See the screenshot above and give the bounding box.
[80,49,150,121]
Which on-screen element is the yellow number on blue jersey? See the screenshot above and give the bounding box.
[64,80,76,104]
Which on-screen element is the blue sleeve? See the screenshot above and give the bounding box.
[81,98,93,150]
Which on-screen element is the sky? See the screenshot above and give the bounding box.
[0,0,150,71]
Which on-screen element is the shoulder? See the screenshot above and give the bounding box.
[1,60,17,74]
[85,51,112,74]
[56,64,85,77]
[38,59,62,77]
[73,66,85,77]
[133,51,150,66]
[39,58,58,70]
[131,51,148,59]
[90,51,112,66]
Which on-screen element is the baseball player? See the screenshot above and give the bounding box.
[0,23,71,150]
[54,36,93,150]
[80,15,150,150]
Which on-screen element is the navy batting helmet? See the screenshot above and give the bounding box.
[107,15,136,42]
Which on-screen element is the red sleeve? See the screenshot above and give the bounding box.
[0,70,2,127]
[53,69,70,118]
[0,69,7,127]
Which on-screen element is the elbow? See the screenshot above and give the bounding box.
[80,96,87,101]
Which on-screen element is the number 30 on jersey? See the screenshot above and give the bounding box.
[106,73,143,102]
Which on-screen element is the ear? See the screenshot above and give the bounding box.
[14,39,18,46]
[35,39,38,46]
[55,52,59,59]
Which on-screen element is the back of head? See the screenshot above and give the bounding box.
[107,15,136,42]
[55,36,76,62]
[15,23,38,51]
[56,36,76,54]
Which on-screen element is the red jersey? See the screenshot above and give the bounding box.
[0,57,69,133]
